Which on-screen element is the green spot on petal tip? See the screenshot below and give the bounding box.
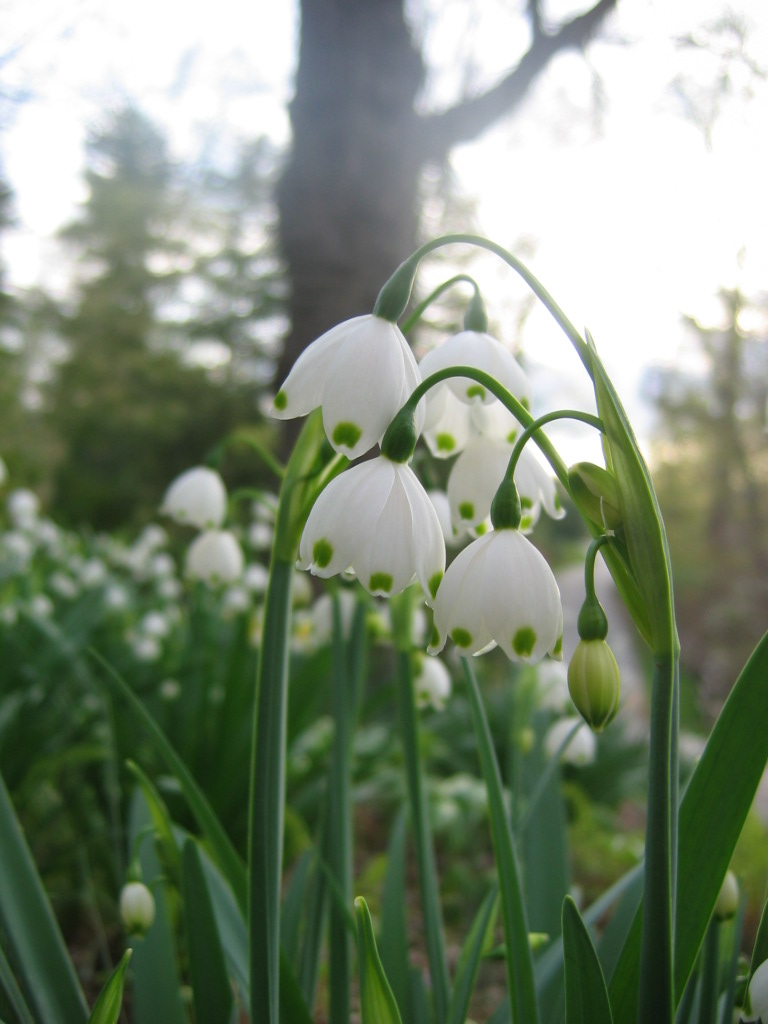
[274,390,287,410]
[332,421,362,449]
[369,572,393,593]
[436,433,456,452]
[313,539,333,568]
[451,627,473,648]
[428,571,443,599]
[458,501,474,520]
[512,626,537,657]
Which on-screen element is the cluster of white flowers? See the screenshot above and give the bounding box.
[272,312,566,669]
[160,467,244,586]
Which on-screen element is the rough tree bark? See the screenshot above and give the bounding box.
[276,0,618,384]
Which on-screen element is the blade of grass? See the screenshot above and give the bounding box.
[90,650,246,910]
[182,840,234,1024]
[447,886,499,1024]
[87,950,132,1024]
[0,772,89,1024]
[462,659,539,1024]
[355,897,404,1024]
[562,896,613,1024]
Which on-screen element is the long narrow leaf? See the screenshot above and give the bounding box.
[355,897,404,1024]
[91,650,247,910]
[182,840,234,1024]
[87,950,132,1024]
[0,773,89,1024]
[463,659,539,1024]
[562,897,613,1024]
[447,886,499,1024]
[0,942,34,1024]
[610,629,768,1021]
[379,810,410,1016]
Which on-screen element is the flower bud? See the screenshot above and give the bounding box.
[567,639,620,732]
[120,881,155,936]
[714,870,739,921]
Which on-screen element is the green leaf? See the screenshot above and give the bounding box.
[91,651,247,911]
[0,772,89,1024]
[87,950,132,1024]
[379,810,410,1016]
[609,629,768,1021]
[0,941,34,1024]
[447,886,499,1024]
[562,897,613,1024]
[355,897,403,1024]
[749,898,768,980]
[463,659,539,1024]
[128,792,186,1024]
[125,760,181,882]
[182,840,234,1024]
[585,330,675,655]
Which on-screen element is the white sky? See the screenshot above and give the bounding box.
[1,0,767,463]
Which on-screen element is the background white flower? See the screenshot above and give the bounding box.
[186,529,244,585]
[161,466,228,530]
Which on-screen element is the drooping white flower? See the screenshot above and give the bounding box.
[414,653,452,710]
[749,959,768,1021]
[7,488,40,528]
[299,455,445,603]
[543,716,597,766]
[161,467,227,530]
[427,489,463,548]
[186,530,244,585]
[271,314,424,460]
[430,528,562,662]
[419,329,530,405]
[120,881,156,935]
[447,438,563,535]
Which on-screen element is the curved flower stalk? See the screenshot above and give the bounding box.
[299,455,445,603]
[419,332,529,457]
[430,527,562,661]
[270,314,424,460]
[447,437,563,535]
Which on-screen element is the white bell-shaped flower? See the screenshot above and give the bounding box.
[414,653,452,710]
[544,716,597,766]
[749,959,768,1021]
[299,455,445,603]
[161,467,227,530]
[7,488,40,528]
[120,881,156,935]
[186,530,244,585]
[419,330,530,407]
[271,314,424,460]
[447,438,563,535]
[430,527,562,662]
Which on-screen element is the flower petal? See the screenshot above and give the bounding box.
[271,316,364,418]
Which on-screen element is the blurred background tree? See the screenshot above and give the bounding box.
[276,0,618,385]
[42,107,280,529]
[648,287,768,712]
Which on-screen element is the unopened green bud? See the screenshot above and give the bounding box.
[714,870,739,921]
[568,639,620,732]
[120,881,156,936]
[568,462,622,531]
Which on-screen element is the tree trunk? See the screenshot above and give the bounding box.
[277,0,425,386]
[276,0,618,395]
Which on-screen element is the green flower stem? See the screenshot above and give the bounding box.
[248,557,293,1024]
[462,658,539,1024]
[391,593,450,1023]
[637,652,676,1024]
[248,410,333,1024]
[376,233,590,367]
[401,274,481,335]
[209,428,286,480]
[698,917,720,1024]
[503,409,604,485]
[381,366,570,487]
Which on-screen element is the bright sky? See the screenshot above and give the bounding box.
[1,0,767,463]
